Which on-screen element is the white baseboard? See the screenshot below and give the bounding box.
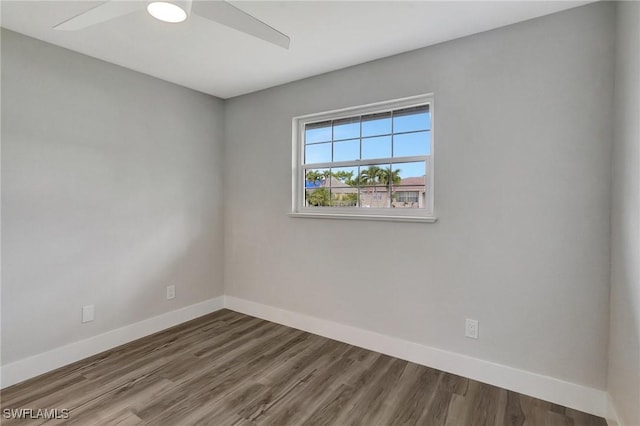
[224,295,607,418]
[0,294,608,419]
[606,393,622,426]
[0,296,225,389]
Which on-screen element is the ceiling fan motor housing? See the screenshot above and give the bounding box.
[147,0,193,23]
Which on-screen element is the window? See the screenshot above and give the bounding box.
[395,191,419,204]
[291,94,435,222]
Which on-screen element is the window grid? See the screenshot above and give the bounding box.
[303,107,430,209]
[293,94,434,220]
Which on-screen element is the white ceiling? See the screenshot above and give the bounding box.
[1,1,593,99]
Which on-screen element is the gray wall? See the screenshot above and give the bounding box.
[224,2,614,389]
[1,29,225,364]
[608,2,640,425]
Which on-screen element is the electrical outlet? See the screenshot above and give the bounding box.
[82,305,95,323]
[465,318,479,339]
[166,285,176,300]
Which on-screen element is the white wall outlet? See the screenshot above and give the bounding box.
[465,318,479,339]
[82,305,95,323]
[166,285,176,300]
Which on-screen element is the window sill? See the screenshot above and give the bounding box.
[288,212,437,223]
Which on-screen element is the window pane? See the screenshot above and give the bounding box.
[333,139,360,162]
[305,168,331,207]
[355,164,391,186]
[362,136,391,160]
[393,161,426,181]
[393,131,430,157]
[305,187,332,207]
[333,118,360,141]
[305,142,331,164]
[331,185,358,207]
[359,186,391,208]
[362,112,391,137]
[392,161,426,209]
[330,166,358,187]
[393,107,430,133]
[304,169,330,189]
[305,121,332,144]
[355,164,392,208]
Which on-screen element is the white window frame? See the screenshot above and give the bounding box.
[290,94,436,222]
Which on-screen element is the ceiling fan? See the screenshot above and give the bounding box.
[53,0,290,49]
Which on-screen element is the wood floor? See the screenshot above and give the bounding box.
[1,310,606,426]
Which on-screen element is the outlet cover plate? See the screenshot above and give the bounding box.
[465,318,478,339]
[82,305,95,323]
[166,285,176,300]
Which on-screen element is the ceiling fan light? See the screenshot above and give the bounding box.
[147,1,188,23]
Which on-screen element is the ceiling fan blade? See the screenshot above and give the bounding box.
[53,1,144,31]
[193,1,290,49]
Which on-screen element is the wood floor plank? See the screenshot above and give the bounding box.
[565,407,607,426]
[503,391,526,426]
[419,378,455,426]
[302,383,358,426]
[135,328,308,424]
[465,382,504,426]
[0,310,608,426]
[341,357,408,425]
[64,376,172,425]
[440,371,469,396]
[373,362,442,425]
[394,366,443,425]
[239,338,343,421]
[257,345,358,425]
[302,353,390,426]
